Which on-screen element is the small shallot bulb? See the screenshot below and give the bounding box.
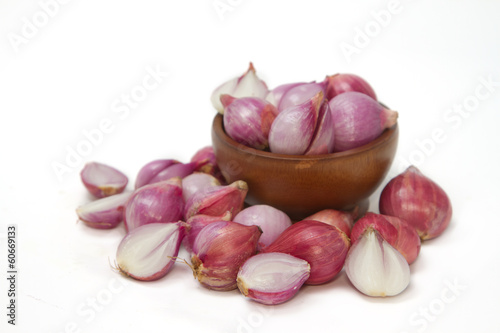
[237,253,310,305]
[278,82,325,112]
[350,212,421,264]
[269,91,334,155]
[181,173,221,203]
[80,162,128,198]
[379,166,452,240]
[265,82,305,108]
[305,208,355,237]
[345,228,410,297]
[184,180,248,220]
[328,91,398,152]
[262,220,350,285]
[183,212,232,253]
[76,192,131,229]
[211,62,268,114]
[221,95,277,150]
[233,205,292,251]
[115,222,185,281]
[191,221,261,291]
[323,73,377,100]
[383,215,421,265]
[135,159,204,189]
[124,177,184,232]
[190,146,225,184]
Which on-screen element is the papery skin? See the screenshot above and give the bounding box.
[134,159,179,189]
[323,73,377,100]
[222,95,277,150]
[305,208,355,237]
[262,220,350,285]
[81,162,128,198]
[183,212,232,253]
[76,192,130,229]
[233,205,292,251]
[350,213,399,247]
[123,178,184,232]
[383,214,421,265]
[269,91,324,155]
[345,228,410,297]
[135,159,204,189]
[328,91,398,152]
[182,173,221,203]
[191,221,261,291]
[379,166,452,240]
[304,98,335,155]
[265,82,305,108]
[211,62,268,114]
[190,146,225,184]
[278,82,326,112]
[184,180,248,219]
[236,252,310,305]
[116,222,185,281]
[350,212,421,264]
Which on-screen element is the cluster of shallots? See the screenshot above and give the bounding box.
[76,149,451,303]
[211,63,398,154]
[344,166,452,297]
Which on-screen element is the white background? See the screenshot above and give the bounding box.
[1,0,499,332]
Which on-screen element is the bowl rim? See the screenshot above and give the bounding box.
[212,113,399,162]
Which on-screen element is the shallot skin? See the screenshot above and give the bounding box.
[278,82,325,112]
[351,212,421,265]
[183,212,232,253]
[265,82,306,108]
[237,252,310,305]
[262,220,350,285]
[135,159,203,189]
[379,166,452,240]
[80,162,128,198]
[191,221,261,291]
[222,95,277,150]
[123,177,184,232]
[305,208,355,237]
[323,73,377,100]
[190,146,225,184]
[233,204,292,251]
[328,91,398,152]
[76,192,130,229]
[183,180,248,219]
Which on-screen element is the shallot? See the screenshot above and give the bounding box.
[184,180,248,219]
[237,253,310,305]
[81,162,128,198]
[76,192,130,229]
[115,222,185,281]
[233,204,292,251]
[124,177,184,232]
[221,95,277,150]
[328,92,398,152]
[262,220,350,285]
[379,166,452,240]
[191,221,261,291]
[345,228,410,297]
[211,63,268,114]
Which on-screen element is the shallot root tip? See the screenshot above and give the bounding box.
[168,256,196,275]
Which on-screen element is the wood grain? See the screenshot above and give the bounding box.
[212,114,398,221]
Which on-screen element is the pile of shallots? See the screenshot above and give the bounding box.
[212,63,398,154]
[76,149,452,304]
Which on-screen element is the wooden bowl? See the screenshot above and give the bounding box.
[211,114,398,221]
